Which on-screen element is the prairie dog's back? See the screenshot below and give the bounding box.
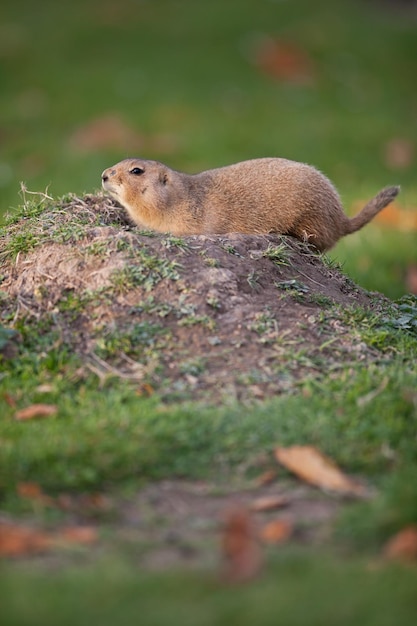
[196,158,345,242]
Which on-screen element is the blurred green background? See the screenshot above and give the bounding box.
[1,0,416,297]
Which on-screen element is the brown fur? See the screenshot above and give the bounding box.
[101,157,400,251]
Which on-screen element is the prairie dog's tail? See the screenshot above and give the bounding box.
[346,186,400,234]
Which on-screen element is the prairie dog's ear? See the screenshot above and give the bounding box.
[159,171,168,185]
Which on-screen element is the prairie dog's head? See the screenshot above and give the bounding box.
[101,158,172,229]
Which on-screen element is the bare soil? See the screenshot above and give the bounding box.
[1,477,343,571]
[114,478,342,570]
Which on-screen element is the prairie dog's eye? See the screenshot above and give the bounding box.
[130,167,145,176]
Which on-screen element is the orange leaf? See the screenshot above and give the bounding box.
[220,506,263,583]
[260,519,293,544]
[274,445,366,496]
[15,404,57,421]
[250,494,289,512]
[0,522,53,556]
[0,522,98,557]
[252,37,314,84]
[384,525,417,562]
[3,392,16,407]
[17,482,53,506]
[254,469,277,487]
[136,383,155,397]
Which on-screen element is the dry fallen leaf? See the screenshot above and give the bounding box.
[0,522,98,557]
[3,392,16,407]
[17,482,43,499]
[384,525,417,562]
[260,519,293,545]
[15,404,57,421]
[254,469,277,487]
[17,482,53,506]
[274,445,366,496]
[221,506,263,583]
[250,494,289,512]
[252,37,314,84]
[136,383,155,397]
[0,522,53,556]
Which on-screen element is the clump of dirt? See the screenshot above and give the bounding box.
[0,193,387,402]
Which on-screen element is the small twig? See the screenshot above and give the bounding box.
[86,352,145,383]
[289,262,327,289]
[20,182,53,208]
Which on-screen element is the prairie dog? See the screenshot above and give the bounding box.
[101,157,399,251]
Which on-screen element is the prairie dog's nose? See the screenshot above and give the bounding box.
[102,167,117,182]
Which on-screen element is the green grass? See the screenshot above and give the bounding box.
[1,341,416,496]
[2,553,417,626]
[338,466,417,550]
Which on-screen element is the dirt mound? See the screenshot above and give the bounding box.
[0,194,384,402]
